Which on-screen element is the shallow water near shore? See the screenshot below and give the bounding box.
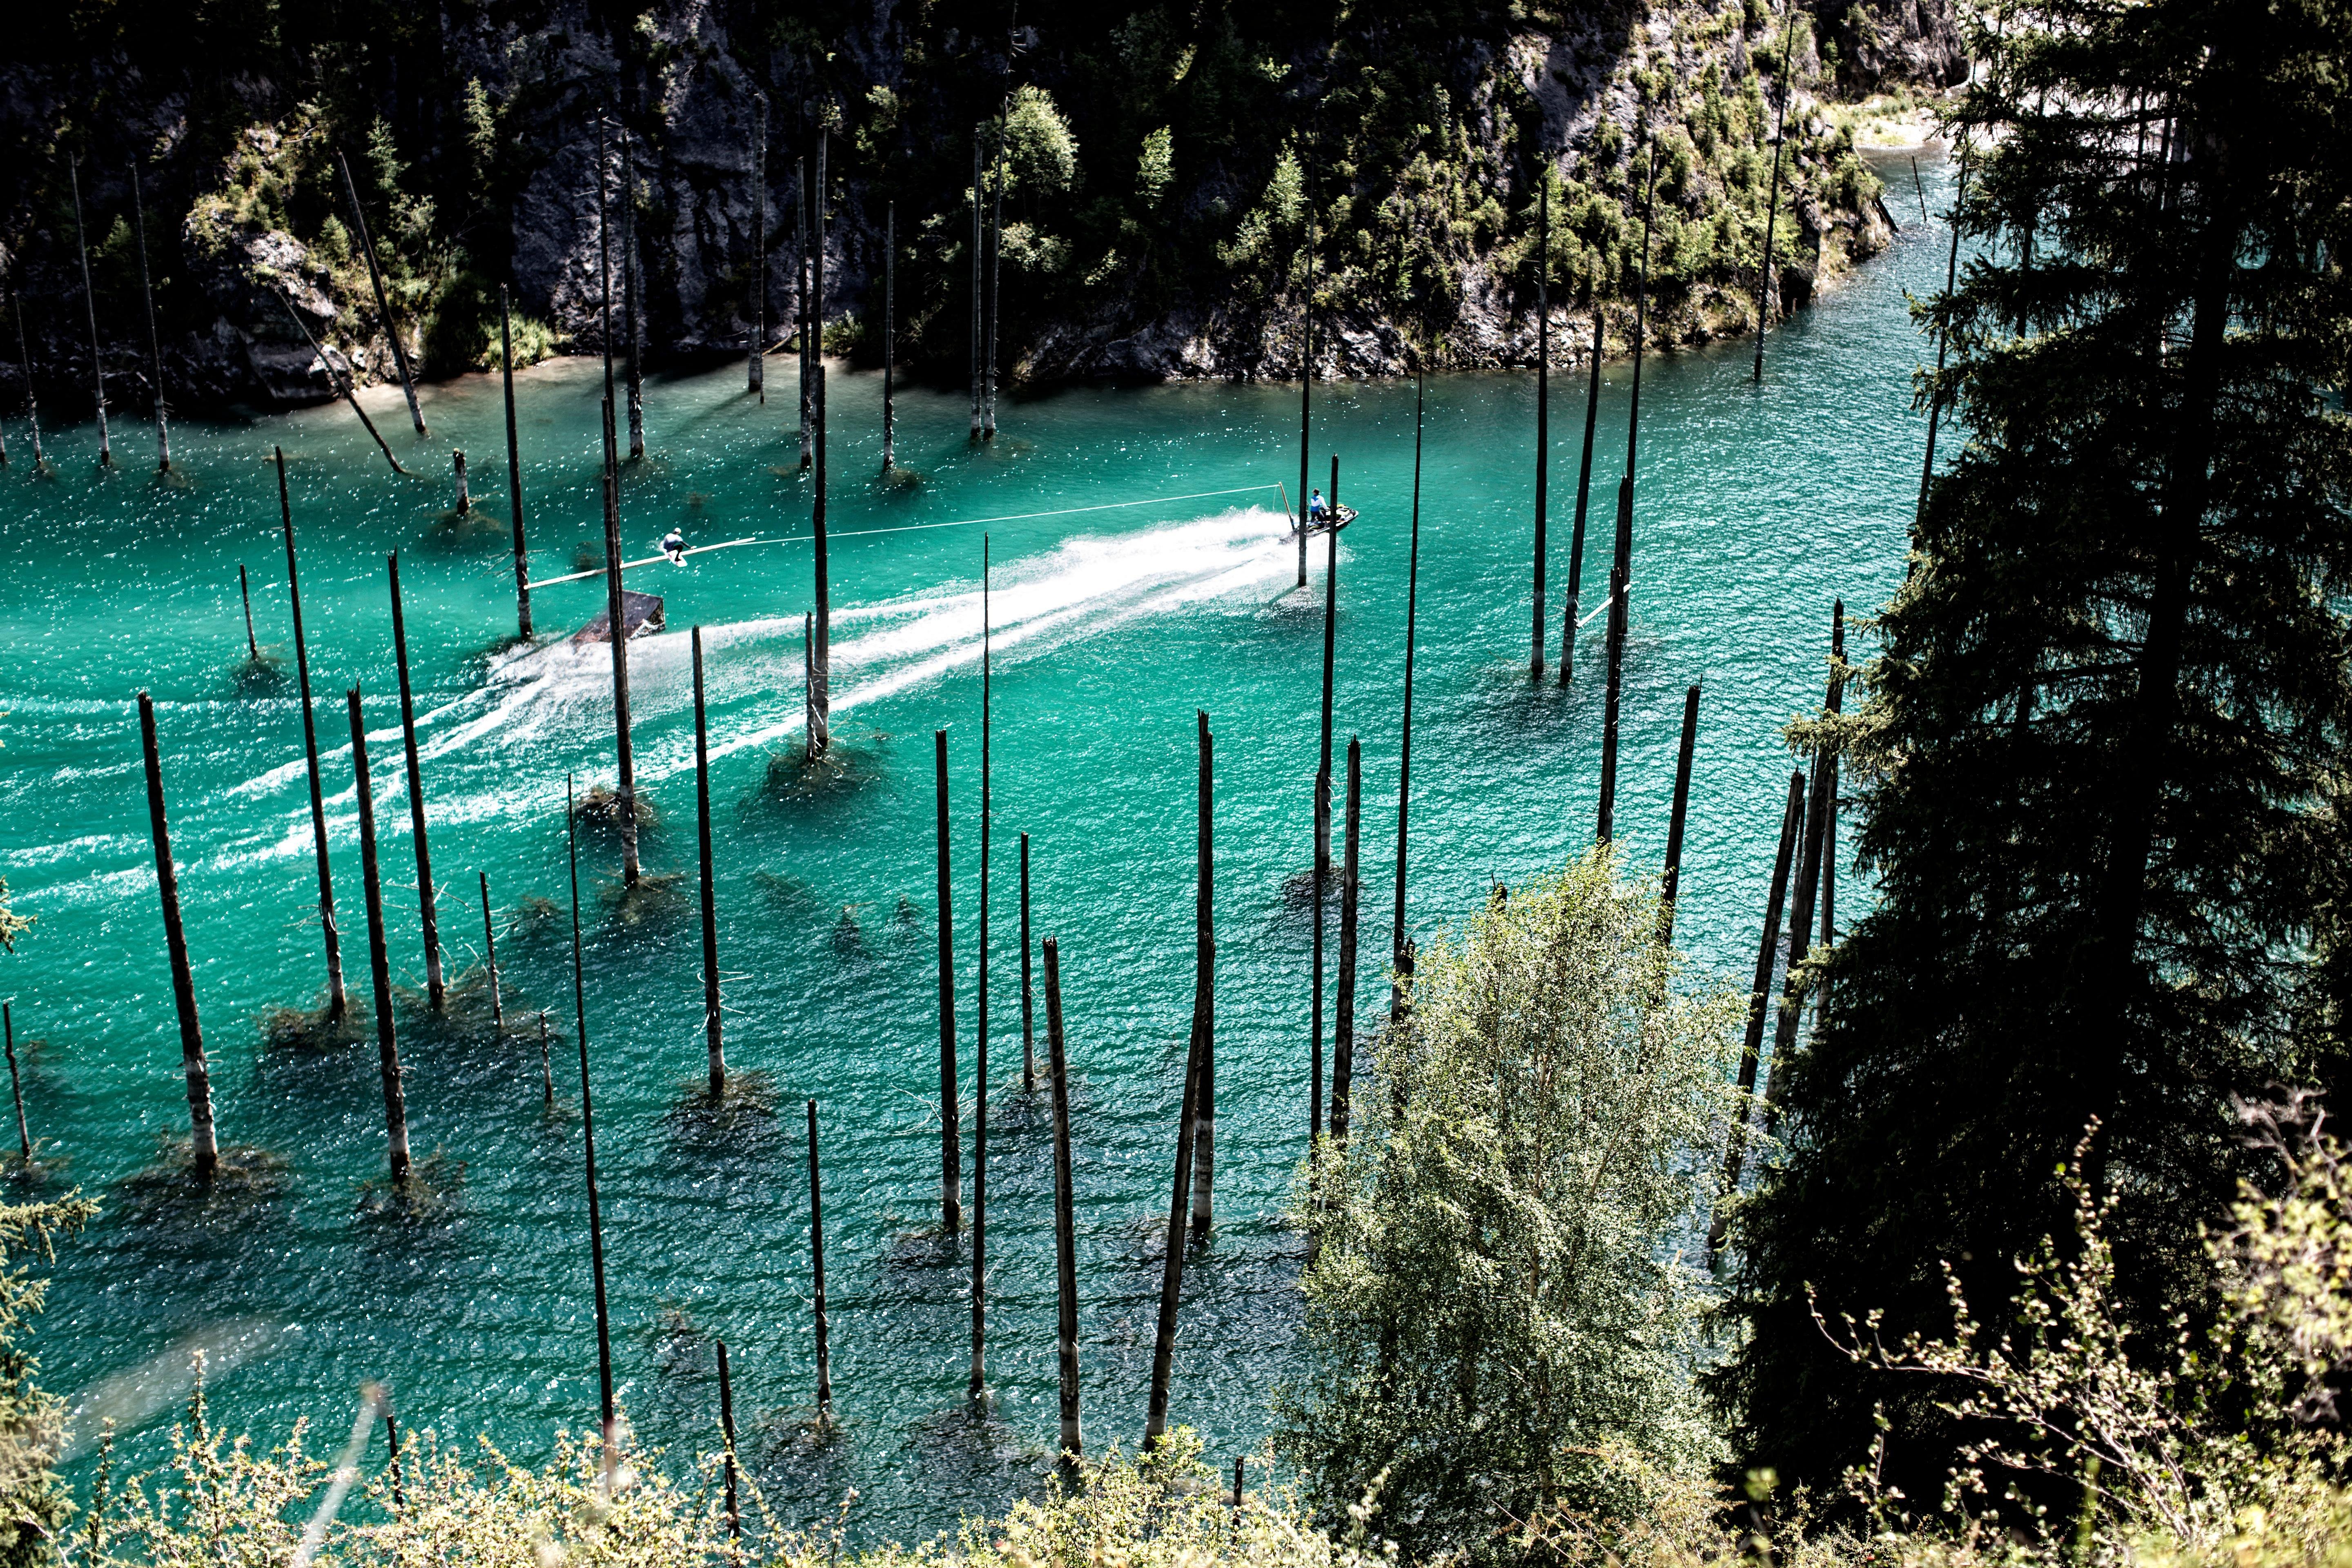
[1,154,1950,1537]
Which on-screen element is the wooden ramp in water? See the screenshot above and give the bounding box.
[570,591,666,648]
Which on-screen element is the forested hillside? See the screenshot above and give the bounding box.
[0,0,1960,412]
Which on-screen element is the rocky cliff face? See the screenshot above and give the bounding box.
[0,0,1962,418]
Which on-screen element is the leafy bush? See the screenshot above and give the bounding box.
[1277,851,1742,1563]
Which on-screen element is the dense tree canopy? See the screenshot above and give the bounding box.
[1716,0,2352,1509]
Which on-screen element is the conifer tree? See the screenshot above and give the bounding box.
[1717,0,2352,1505]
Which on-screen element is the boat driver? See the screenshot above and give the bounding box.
[1307,489,1327,527]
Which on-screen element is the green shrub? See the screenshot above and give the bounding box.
[1277,851,1742,1564]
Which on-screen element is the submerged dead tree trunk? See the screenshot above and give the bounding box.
[11,290,43,467]
[1708,768,1805,1259]
[1045,936,1080,1458]
[693,628,726,1095]
[596,122,641,887]
[797,155,811,467]
[1393,372,1426,1020]
[479,873,503,1033]
[280,449,347,1020]
[1598,151,1659,844]
[1310,466,1339,1150]
[1752,0,1801,383]
[623,130,644,462]
[1659,684,1702,944]
[129,163,170,470]
[387,553,443,1011]
[807,1097,833,1421]
[277,292,404,473]
[1296,200,1314,589]
[808,365,831,757]
[137,691,218,1175]
[1145,964,1205,1446]
[239,567,259,663]
[972,542,993,1397]
[969,141,982,439]
[935,728,962,1234]
[1331,735,1362,1146]
[749,94,766,402]
[1530,177,1548,680]
[566,777,618,1455]
[4,1005,29,1169]
[1189,710,1216,1237]
[501,286,530,639]
[983,120,1002,439]
[347,687,413,1183]
[336,145,426,437]
[67,158,110,467]
[1020,831,1035,1093]
[1559,309,1603,685]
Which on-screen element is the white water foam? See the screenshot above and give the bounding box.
[29,508,1308,895]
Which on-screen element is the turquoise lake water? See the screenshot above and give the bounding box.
[0,154,1950,1537]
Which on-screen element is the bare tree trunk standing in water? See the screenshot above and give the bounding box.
[749,94,766,401]
[1145,954,1205,1446]
[1530,176,1548,680]
[564,778,617,1465]
[479,873,503,1033]
[1598,149,1659,844]
[1917,155,1968,523]
[810,129,825,442]
[808,364,831,757]
[1020,831,1034,1092]
[971,541,992,1398]
[693,627,726,1096]
[4,1006,30,1169]
[982,112,1003,439]
[1559,308,1603,685]
[806,1098,833,1421]
[622,129,644,462]
[1045,937,1080,1458]
[595,118,641,887]
[138,692,218,1176]
[239,567,259,662]
[279,448,347,1021]
[1310,464,1339,1153]
[1392,371,1425,1020]
[969,140,983,439]
[936,729,962,1234]
[335,145,426,437]
[1189,710,1216,1238]
[1752,0,1800,383]
[501,286,530,639]
[797,155,811,467]
[67,158,110,468]
[882,202,895,468]
[386,553,443,1011]
[11,288,44,467]
[1296,189,1314,589]
[276,290,404,473]
[347,688,413,1184]
[129,163,170,470]
[1659,684,1702,944]
[1709,770,1805,1259]
[1331,736,1362,1146]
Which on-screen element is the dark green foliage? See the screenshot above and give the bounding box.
[1716,0,2352,1513]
